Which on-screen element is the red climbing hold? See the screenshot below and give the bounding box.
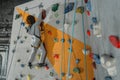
[84,0,88,3]
[48,31,52,35]
[86,10,90,16]
[109,35,120,48]
[54,54,59,59]
[45,65,49,70]
[87,29,91,37]
[89,53,94,59]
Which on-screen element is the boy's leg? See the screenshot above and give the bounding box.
[28,47,38,68]
[38,43,46,66]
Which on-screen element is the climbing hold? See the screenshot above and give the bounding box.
[48,31,52,35]
[20,74,24,78]
[86,10,90,16]
[109,35,120,48]
[84,0,88,3]
[64,3,74,14]
[15,78,19,80]
[68,39,72,44]
[17,36,20,40]
[15,14,21,20]
[61,38,65,43]
[105,76,112,80]
[25,7,29,11]
[76,6,84,14]
[36,54,41,60]
[86,0,92,11]
[27,74,31,80]
[12,49,16,53]
[73,67,80,73]
[92,62,97,69]
[45,65,49,70]
[56,20,60,24]
[68,47,72,53]
[54,12,59,18]
[26,50,30,53]
[17,59,21,62]
[24,36,27,39]
[87,29,91,37]
[53,54,59,59]
[92,17,97,24]
[49,72,54,77]
[82,49,90,55]
[93,77,96,80]
[66,74,73,79]
[21,22,25,26]
[35,66,40,70]
[14,40,17,44]
[39,3,43,8]
[76,59,80,64]
[61,72,65,77]
[90,24,93,30]
[20,40,24,44]
[64,23,70,32]
[21,64,25,68]
[52,3,59,12]
[93,54,101,64]
[54,38,58,42]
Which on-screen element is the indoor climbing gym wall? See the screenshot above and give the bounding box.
[7,0,120,80]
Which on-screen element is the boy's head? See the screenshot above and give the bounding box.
[26,15,36,26]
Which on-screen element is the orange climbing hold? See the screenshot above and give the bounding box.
[87,29,91,37]
[109,35,120,48]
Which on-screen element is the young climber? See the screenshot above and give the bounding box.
[25,9,47,69]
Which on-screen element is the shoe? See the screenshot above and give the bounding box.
[37,63,45,67]
[28,62,32,69]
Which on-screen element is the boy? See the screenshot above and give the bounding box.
[25,9,47,69]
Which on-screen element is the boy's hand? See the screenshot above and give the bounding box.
[41,9,46,20]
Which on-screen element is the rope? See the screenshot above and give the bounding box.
[66,0,77,80]
[59,0,66,80]
[81,0,88,80]
[6,8,26,80]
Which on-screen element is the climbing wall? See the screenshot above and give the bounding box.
[7,0,95,80]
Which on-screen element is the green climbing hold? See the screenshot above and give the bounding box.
[15,14,21,20]
[17,59,21,62]
[49,72,54,77]
[26,50,30,53]
[25,7,29,11]
[52,3,59,12]
[24,36,27,39]
[12,49,16,53]
[61,72,65,77]
[73,67,80,73]
[76,6,84,14]
[54,38,58,42]
[17,36,20,40]
[20,40,24,44]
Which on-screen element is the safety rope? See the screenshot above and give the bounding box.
[60,0,66,80]
[66,0,77,80]
[81,0,88,80]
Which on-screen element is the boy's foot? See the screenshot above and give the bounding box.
[28,62,32,69]
[37,63,47,67]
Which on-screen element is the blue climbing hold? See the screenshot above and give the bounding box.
[61,38,65,43]
[93,54,101,64]
[92,17,97,24]
[21,64,25,68]
[105,76,112,80]
[68,47,72,53]
[90,24,93,30]
[64,3,74,14]
[86,0,92,11]
[56,20,60,24]
[68,39,72,44]
[21,22,25,26]
[76,59,80,64]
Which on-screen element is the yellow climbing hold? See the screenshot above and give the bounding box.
[35,65,40,70]
[27,74,31,80]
